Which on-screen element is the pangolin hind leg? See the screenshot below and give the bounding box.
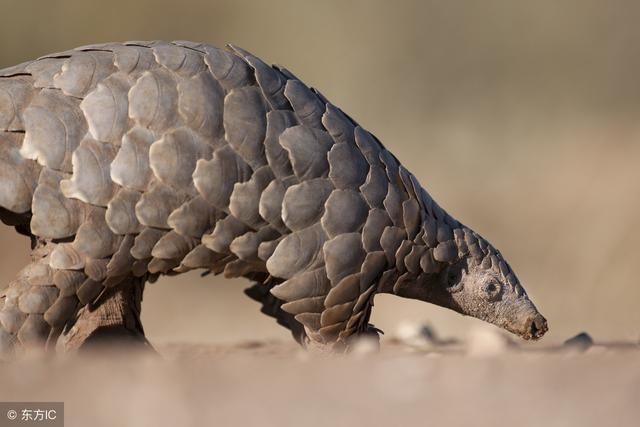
[0,237,151,357]
[0,242,69,357]
[61,276,151,352]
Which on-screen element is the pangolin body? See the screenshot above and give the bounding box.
[0,41,547,355]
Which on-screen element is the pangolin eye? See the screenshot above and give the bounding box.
[482,281,502,301]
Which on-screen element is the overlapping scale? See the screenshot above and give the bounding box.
[228,165,273,228]
[167,196,216,238]
[264,110,297,179]
[135,180,188,229]
[31,169,85,239]
[323,233,366,284]
[321,103,355,145]
[25,58,67,89]
[110,126,155,191]
[105,188,143,235]
[202,215,250,254]
[328,142,369,190]
[202,46,252,91]
[266,223,327,280]
[229,226,279,263]
[223,85,269,169]
[72,207,122,260]
[128,68,179,133]
[270,267,330,302]
[80,73,132,144]
[178,71,225,141]
[0,132,40,213]
[279,125,333,181]
[231,46,290,110]
[112,45,158,76]
[259,178,292,233]
[21,89,87,172]
[321,189,369,238]
[283,80,324,129]
[60,138,118,206]
[53,51,117,97]
[152,43,205,77]
[193,145,252,210]
[281,178,333,232]
[0,76,34,131]
[149,127,212,194]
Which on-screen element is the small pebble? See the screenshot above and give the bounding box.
[563,332,593,352]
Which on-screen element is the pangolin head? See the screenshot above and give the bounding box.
[433,253,547,340]
[395,225,548,341]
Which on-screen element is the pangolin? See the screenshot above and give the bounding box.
[0,41,548,356]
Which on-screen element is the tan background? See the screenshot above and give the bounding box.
[1,0,639,345]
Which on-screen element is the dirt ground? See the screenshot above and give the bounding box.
[1,334,639,427]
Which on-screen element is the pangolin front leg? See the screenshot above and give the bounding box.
[244,279,307,345]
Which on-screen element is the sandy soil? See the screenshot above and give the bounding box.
[1,332,639,427]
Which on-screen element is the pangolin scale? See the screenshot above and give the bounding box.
[0,41,547,356]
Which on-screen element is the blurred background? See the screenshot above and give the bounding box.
[0,0,639,345]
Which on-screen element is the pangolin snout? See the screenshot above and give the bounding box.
[523,313,548,340]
